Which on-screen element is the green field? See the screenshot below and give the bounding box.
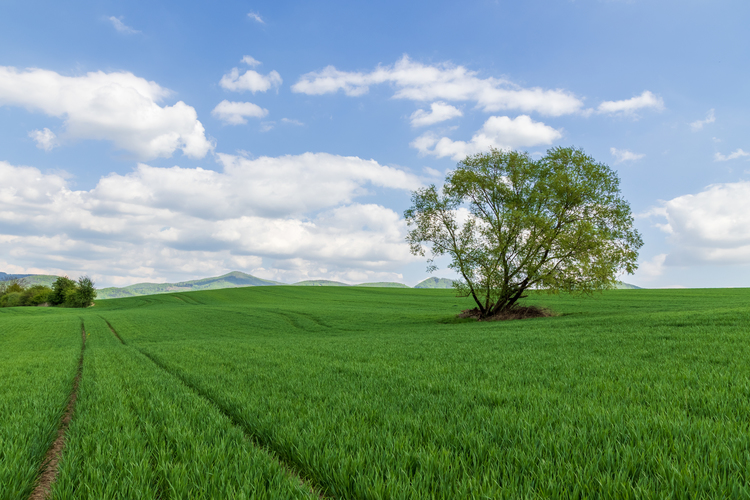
[2,287,750,498]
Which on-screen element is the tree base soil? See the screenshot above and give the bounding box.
[458,305,554,321]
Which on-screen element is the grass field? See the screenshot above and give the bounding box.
[2,287,750,498]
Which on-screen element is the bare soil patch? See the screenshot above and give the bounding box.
[458,305,555,321]
[29,324,86,500]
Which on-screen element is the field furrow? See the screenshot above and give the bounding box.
[0,311,83,500]
[29,322,86,500]
[48,316,318,499]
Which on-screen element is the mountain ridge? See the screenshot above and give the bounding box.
[3,271,642,298]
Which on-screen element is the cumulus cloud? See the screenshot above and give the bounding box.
[0,155,421,286]
[409,101,462,127]
[247,12,264,24]
[28,128,58,151]
[292,55,584,116]
[108,16,140,34]
[635,253,667,280]
[690,108,715,131]
[714,149,749,161]
[412,115,562,160]
[646,181,750,265]
[211,100,268,125]
[241,55,262,67]
[610,147,645,164]
[0,66,212,159]
[597,91,664,116]
[219,57,282,93]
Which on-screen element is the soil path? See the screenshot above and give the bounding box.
[29,322,86,500]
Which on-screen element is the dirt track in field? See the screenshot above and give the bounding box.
[29,323,86,500]
[103,318,330,499]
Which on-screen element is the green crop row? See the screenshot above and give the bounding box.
[99,287,750,499]
[0,309,82,500]
[4,287,750,498]
[49,316,316,499]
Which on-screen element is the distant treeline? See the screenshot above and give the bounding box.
[0,276,96,308]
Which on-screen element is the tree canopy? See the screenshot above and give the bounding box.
[0,275,96,308]
[404,147,643,318]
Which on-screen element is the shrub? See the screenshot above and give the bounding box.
[50,277,76,305]
[21,285,53,306]
[0,292,24,307]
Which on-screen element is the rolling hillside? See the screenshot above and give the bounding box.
[96,271,284,299]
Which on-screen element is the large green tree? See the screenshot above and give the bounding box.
[405,147,643,318]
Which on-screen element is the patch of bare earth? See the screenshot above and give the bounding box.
[458,305,555,321]
[29,324,86,500]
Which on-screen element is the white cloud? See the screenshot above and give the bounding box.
[714,149,749,161]
[647,181,750,265]
[28,128,58,151]
[241,55,262,67]
[211,100,268,125]
[610,147,645,163]
[108,16,140,35]
[219,57,282,93]
[410,101,462,127]
[412,115,562,160]
[690,108,715,131]
[0,66,212,159]
[281,118,304,126]
[0,156,421,286]
[637,253,667,279]
[597,91,664,116]
[247,12,264,24]
[292,55,584,116]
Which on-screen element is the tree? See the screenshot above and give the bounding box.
[67,275,96,308]
[50,276,76,305]
[404,147,643,319]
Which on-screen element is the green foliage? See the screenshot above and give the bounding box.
[0,291,24,307]
[0,279,54,307]
[405,147,643,317]
[63,276,96,308]
[50,276,76,306]
[20,285,53,306]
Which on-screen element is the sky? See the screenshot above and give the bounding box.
[1,0,749,288]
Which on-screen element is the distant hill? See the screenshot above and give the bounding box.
[414,277,456,289]
[3,269,643,298]
[356,282,410,288]
[1,273,59,288]
[615,282,641,289]
[291,280,350,287]
[96,271,283,299]
[0,272,31,281]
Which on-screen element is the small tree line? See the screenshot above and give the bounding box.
[0,276,97,308]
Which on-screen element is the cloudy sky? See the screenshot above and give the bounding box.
[1,0,748,288]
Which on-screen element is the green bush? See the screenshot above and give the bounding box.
[50,277,76,305]
[21,285,53,306]
[0,292,24,307]
[62,276,97,308]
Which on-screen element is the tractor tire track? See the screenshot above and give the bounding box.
[29,322,86,500]
[103,319,329,499]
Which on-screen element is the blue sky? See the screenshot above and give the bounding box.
[1,0,748,287]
